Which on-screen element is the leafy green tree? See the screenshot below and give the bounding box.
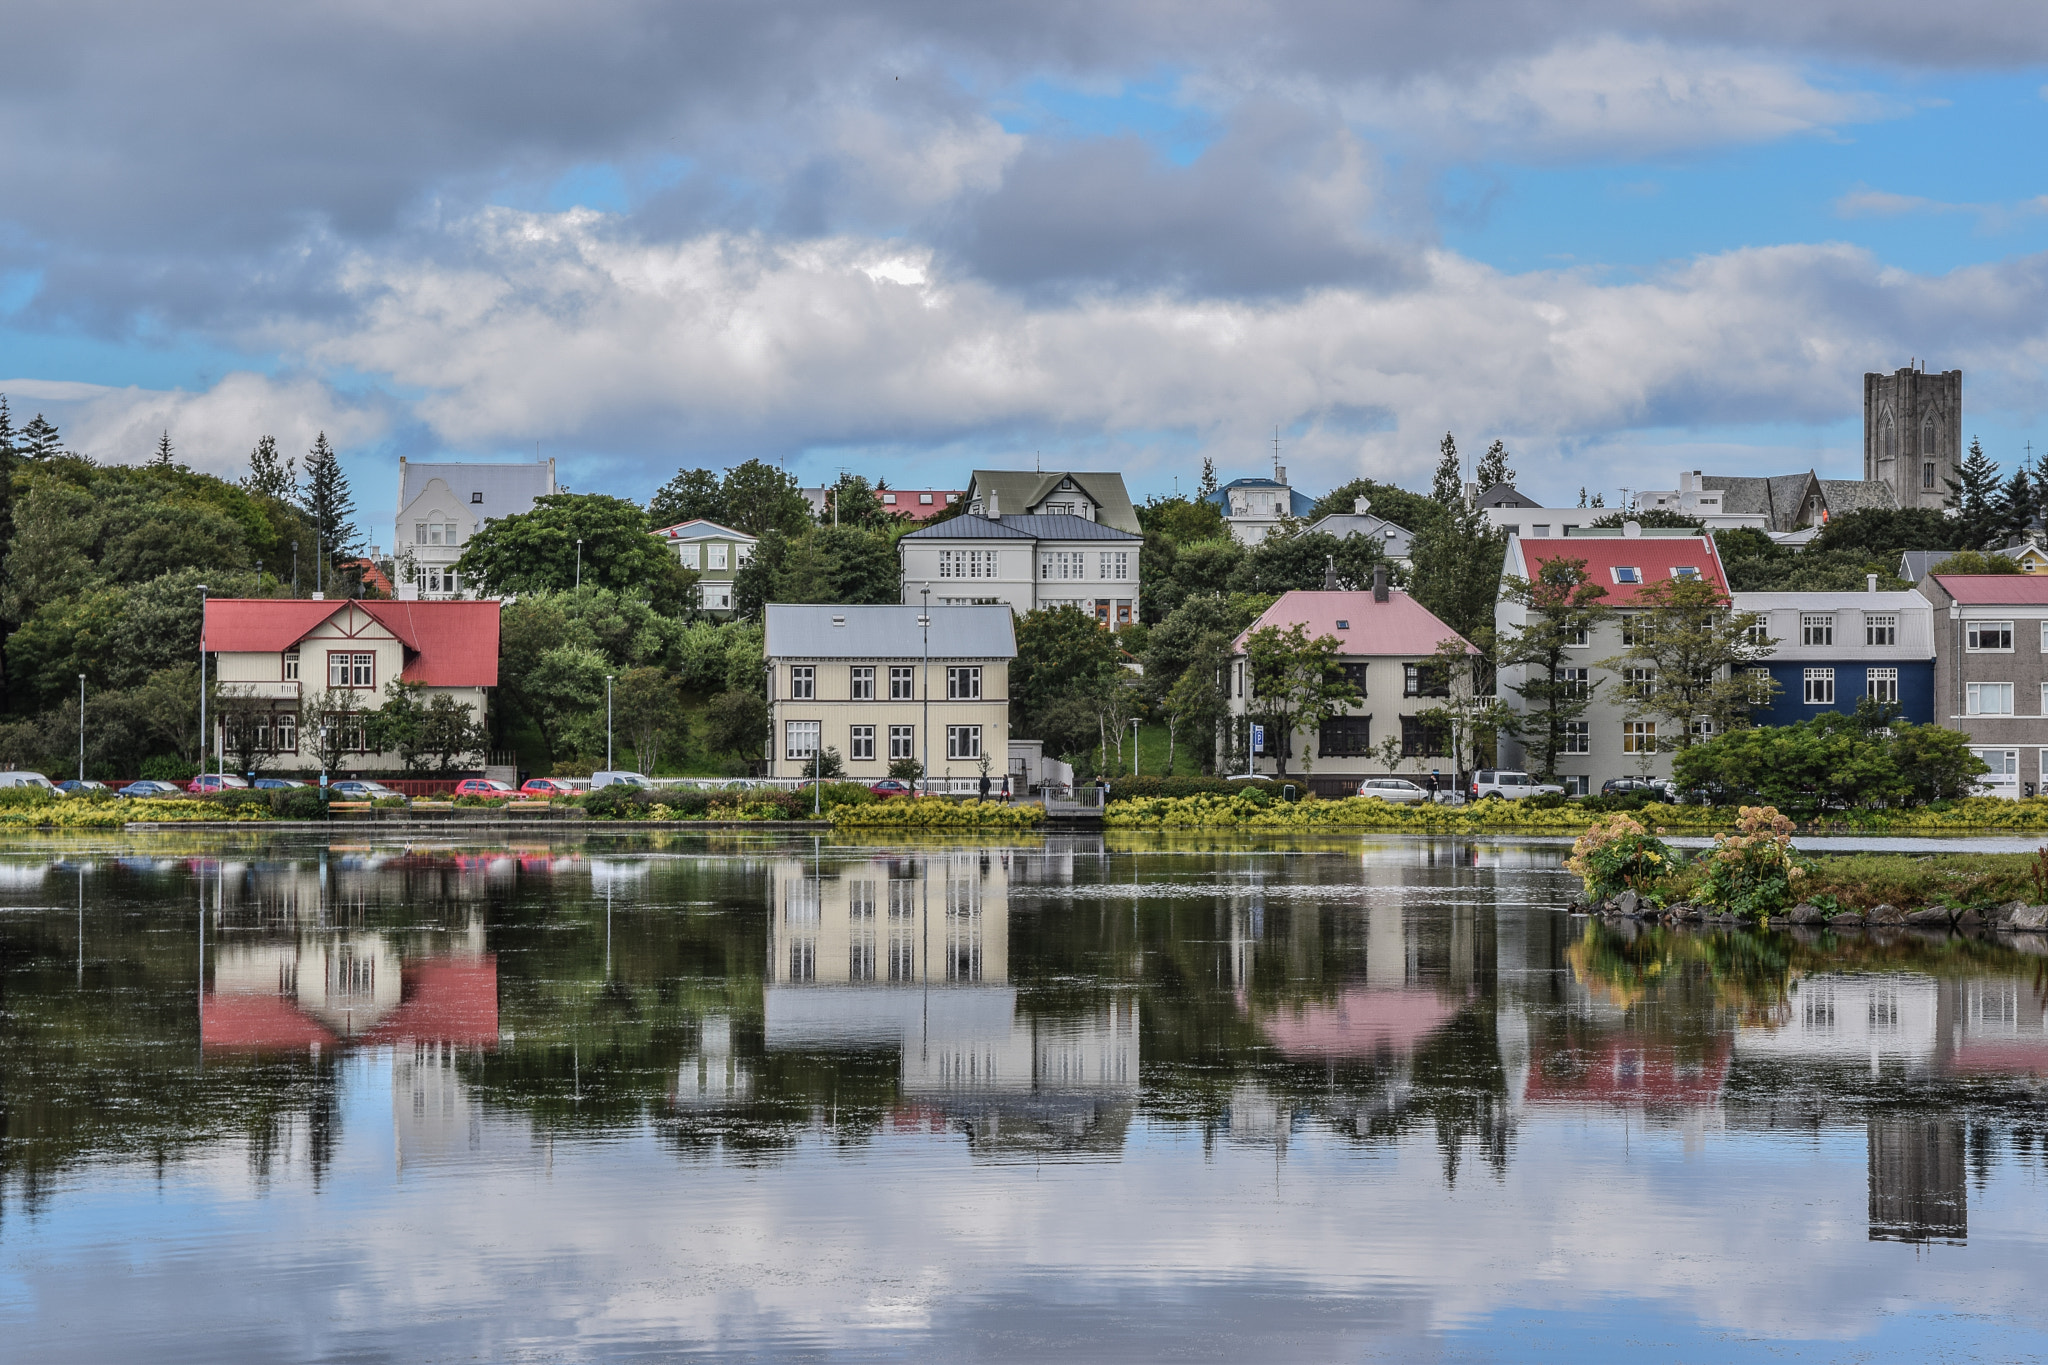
[1474,439,1514,490]
[1808,507,1958,559]
[820,475,901,530]
[1413,637,1508,778]
[300,432,360,571]
[1674,708,1985,814]
[1715,527,1908,592]
[1143,536,1244,622]
[1408,497,1505,650]
[1197,457,1218,499]
[1599,576,1771,752]
[1945,437,2003,549]
[614,666,686,773]
[1012,605,1127,758]
[364,682,489,773]
[1496,557,1613,778]
[701,690,768,763]
[242,436,297,503]
[1305,478,1441,536]
[1243,621,1359,776]
[647,467,725,528]
[1587,508,1704,530]
[456,493,695,608]
[1228,528,1394,598]
[212,682,289,777]
[1890,721,1991,803]
[150,431,176,469]
[1429,433,1461,506]
[719,459,812,537]
[1993,465,2034,548]
[1926,549,2023,575]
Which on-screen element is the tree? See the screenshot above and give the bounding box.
[1198,457,1219,499]
[1242,622,1359,776]
[304,689,364,775]
[1715,526,1909,593]
[19,414,63,461]
[702,690,768,763]
[1474,439,1514,491]
[719,459,812,538]
[1142,594,1258,774]
[820,474,899,530]
[1228,528,1393,598]
[614,666,685,773]
[300,432,360,571]
[1945,437,2003,550]
[1926,549,2022,576]
[1011,606,1127,753]
[1408,495,1506,649]
[1305,478,1441,537]
[364,683,488,773]
[1808,507,1958,559]
[1674,707,1985,815]
[1496,556,1613,778]
[1413,637,1508,779]
[455,493,694,607]
[1993,465,2035,548]
[1599,576,1771,753]
[647,467,725,529]
[1588,508,1704,530]
[213,683,289,778]
[150,431,176,469]
[242,436,296,503]
[1429,433,1461,506]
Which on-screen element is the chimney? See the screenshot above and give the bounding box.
[1867,573,1878,593]
[1372,565,1388,603]
[1275,465,1286,486]
[1353,496,1371,516]
[987,490,1000,520]
[1322,555,1339,591]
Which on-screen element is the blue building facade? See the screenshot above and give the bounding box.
[1731,590,1937,728]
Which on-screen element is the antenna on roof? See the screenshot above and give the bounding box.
[1035,450,1041,473]
[1273,426,1281,480]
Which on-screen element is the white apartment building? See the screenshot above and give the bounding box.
[393,457,556,599]
[898,509,1143,628]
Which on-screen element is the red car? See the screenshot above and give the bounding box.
[454,778,515,797]
[868,779,914,798]
[520,777,579,797]
[187,773,250,793]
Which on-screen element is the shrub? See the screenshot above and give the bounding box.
[271,788,326,819]
[817,782,875,807]
[831,796,1043,828]
[1108,776,1282,800]
[1565,813,1677,903]
[140,755,199,781]
[209,788,273,812]
[1696,806,1811,921]
[583,785,646,819]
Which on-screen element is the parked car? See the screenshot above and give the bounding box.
[1600,776,1679,800]
[253,777,307,789]
[187,774,251,793]
[591,770,653,789]
[520,777,580,797]
[869,778,914,798]
[1467,770,1566,801]
[1355,777,1429,804]
[330,780,403,801]
[116,779,185,798]
[0,771,55,790]
[454,778,516,797]
[57,779,109,795]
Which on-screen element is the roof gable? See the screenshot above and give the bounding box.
[203,599,500,687]
[654,518,757,542]
[1231,590,1474,657]
[966,469,1139,532]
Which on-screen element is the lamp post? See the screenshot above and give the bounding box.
[919,582,931,796]
[605,674,614,770]
[77,674,85,782]
[575,539,583,589]
[1131,717,1140,778]
[197,584,208,781]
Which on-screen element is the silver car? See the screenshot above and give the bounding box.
[1355,778,1429,804]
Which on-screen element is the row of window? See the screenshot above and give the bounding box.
[413,521,462,546]
[784,665,982,701]
[938,549,999,579]
[676,541,750,572]
[1790,613,1898,647]
[1238,661,1448,699]
[1609,566,1700,585]
[217,713,378,753]
[1038,551,1131,582]
[1955,682,2048,716]
[783,722,981,761]
[1315,715,1448,758]
[1790,667,1901,706]
[272,650,378,689]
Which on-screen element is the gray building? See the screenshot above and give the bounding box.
[1866,365,1962,511]
[1305,497,1416,564]
[1917,571,2048,797]
[961,470,1139,533]
[899,512,1142,628]
[394,457,557,599]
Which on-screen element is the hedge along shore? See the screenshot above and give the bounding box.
[828,798,1043,829]
[1102,793,2048,834]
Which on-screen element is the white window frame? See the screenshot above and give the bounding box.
[946,665,982,700]
[784,720,820,761]
[1622,721,1656,754]
[1562,721,1590,755]
[1612,566,1641,585]
[789,665,816,701]
[1864,614,1897,647]
[678,543,700,569]
[1867,667,1899,704]
[1975,748,2020,791]
[888,725,915,760]
[850,666,874,700]
[1749,668,1774,705]
[282,650,299,682]
[1967,621,2014,652]
[947,724,982,760]
[1966,682,2014,715]
[1802,667,1835,705]
[1800,614,1834,647]
[888,665,915,700]
[708,543,729,572]
[849,725,875,761]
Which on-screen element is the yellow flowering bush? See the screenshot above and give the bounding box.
[0,797,272,828]
[830,797,1043,828]
[1697,805,1811,921]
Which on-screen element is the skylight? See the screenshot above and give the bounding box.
[1335,620,1350,630]
[1613,567,1642,584]
[1671,566,1700,580]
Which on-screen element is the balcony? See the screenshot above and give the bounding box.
[220,680,302,700]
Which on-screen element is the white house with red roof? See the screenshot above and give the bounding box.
[1228,580,1475,792]
[1495,529,1730,794]
[203,598,500,773]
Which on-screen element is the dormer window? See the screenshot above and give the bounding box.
[1613,566,1641,584]
[471,491,483,503]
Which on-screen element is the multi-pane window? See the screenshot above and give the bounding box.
[1562,721,1591,754]
[938,549,997,579]
[1620,616,1652,646]
[677,542,700,569]
[946,666,982,700]
[889,665,915,699]
[1399,715,1447,758]
[1867,668,1899,704]
[888,725,915,760]
[1622,721,1657,753]
[1624,667,1655,700]
[1403,663,1449,698]
[708,544,729,571]
[1566,624,1589,647]
[784,720,820,760]
[1560,667,1589,700]
[1803,668,1835,705]
[850,666,874,700]
[282,650,299,681]
[1967,682,2014,715]
[947,724,981,759]
[849,725,875,761]
[1318,717,1372,757]
[1099,551,1130,580]
[328,652,374,688]
[1744,620,1771,646]
[789,666,816,700]
[416,521,460,546]
[1967,621,2014,651]
[1749,668,1774,704]
[1865,615,1898,646]
[275,714,298,753]
[1039,551,1086,580]
[1800,614,1834,647]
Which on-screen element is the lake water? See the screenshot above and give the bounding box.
[3,831,2047,1362]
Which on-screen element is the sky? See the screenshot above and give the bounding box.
[3,1,2047,531]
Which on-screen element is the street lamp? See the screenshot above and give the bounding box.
[197,584,209,781]
[575,539,583,589]
[77,674,85,782]
[1130,717,1140,777]
[919,583,931,796]
[605,674,614,770]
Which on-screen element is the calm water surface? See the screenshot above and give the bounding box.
[3,832,2046,1362]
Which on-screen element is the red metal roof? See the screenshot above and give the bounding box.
[204,599,500,687]
[203,956,498,1052]
[1231,590,1475,656]
[1929,574,2048,605]
[1511,535,1727,607]
[880,489,965,521]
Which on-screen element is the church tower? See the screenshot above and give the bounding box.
[1864,365,1961,511]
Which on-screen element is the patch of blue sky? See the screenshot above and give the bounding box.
[1436,67,2048,279]
[495,154,695,216]
[0,325,271,395]
[990,71,1219,166]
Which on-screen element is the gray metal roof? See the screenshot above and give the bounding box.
[901,512,1140,542]
[1305,512,1415,554]
[1476,482,1540,509]
[1897,549,1944,584]
[398,458,555,528]
[765,604,1017,659]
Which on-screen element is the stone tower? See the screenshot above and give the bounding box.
[1864,366,1961,511]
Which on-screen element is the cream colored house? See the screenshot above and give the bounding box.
[393,457,555,599]
[202,598,501,773]
[764,603,1014,783]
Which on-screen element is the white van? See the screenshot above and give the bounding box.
[0,772,56,790]
[1467,769,1565,801]
[590,771,653,790]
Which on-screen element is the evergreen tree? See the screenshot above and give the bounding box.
[1993,466,2034,547]
[1198,457,1219,499]
[242,435,296,502]
[1577,487,1588,509]
[1429,433,1462,507]
[150,431,175,469]
[1944,437,2002,550]
[300,432,360,567]
[1475,439,1514,491]
[19,414,62,461]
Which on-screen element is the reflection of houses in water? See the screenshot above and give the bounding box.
[1734,971,2048,1078]
[675,1015,752,1107]
[1868,1118,1968,1245]
[752,851,1138,1155]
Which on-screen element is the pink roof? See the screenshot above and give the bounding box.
[881,489,964,522]
[1929,574,2048,605]
[1231,590,1475,656]
[1511,535,1726,607]
[204,599,500,687]
[203,956,499,1052]
[1259,987,1460,1060]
